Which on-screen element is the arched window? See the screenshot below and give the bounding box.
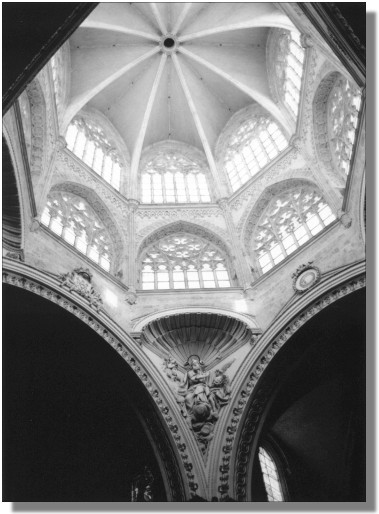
[65,118,122,191]
[41,191,113,272]
[224,116,288,192]
[141,153,211,203]
[328,77,362,176]
[140,233,232,290]
[258,447,285,502]
[253,186,336,274]
[274,30,305,117]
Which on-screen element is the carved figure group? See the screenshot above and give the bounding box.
[171,355,232,453]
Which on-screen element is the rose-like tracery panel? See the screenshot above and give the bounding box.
[251,186,336,274]
[140,233,233,290]
[41,190,113,272]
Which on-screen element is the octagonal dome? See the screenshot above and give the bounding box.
[64,3,295,179]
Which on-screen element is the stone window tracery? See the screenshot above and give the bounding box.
[328,77,362,176]
[258,447,285,502]
[140,153,211,204]
[224,116,288,192]
[274,30,305,117]
[41,191,113,272]
[253,187,336,274]
[140,233,232,290]
[65,118,122,190]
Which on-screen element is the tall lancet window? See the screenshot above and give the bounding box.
[258,447,285,502]
[274,30,305,117]
[140,153,211,204]
[224,116,288,192]
[328,77,362,176]
[41,191,113,272]
[253,186,336,274]
[65,118,122,191]
[140,233,232,290]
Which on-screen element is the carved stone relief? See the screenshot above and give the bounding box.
[292,262,321,294]
[59,267,104,312]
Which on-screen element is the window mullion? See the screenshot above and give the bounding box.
[184,173,190,203]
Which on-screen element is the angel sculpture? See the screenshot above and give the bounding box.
[176,355,234,454]
[209,360,233,411]
[162,356,180,383]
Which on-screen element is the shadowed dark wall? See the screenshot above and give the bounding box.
[3,284,167,501]
[252,288,365,501]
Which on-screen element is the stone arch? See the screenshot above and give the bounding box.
[2,134,24,257]
[49,181,126,274]
[215,268,365,500]
[2,263,197,500]
[137,220,233,260]
[137,220,238,287]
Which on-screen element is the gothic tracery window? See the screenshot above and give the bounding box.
[253,187,336,274]
[258,447,285,502]
[65,118,122,190]
[274,30,305,117]
[41,191,113,272]
[224,116,288,192]
[140,153,211,203]
[328,77,362,176]
[140,233,232,290]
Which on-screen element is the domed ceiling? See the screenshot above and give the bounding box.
[65,3,295,173]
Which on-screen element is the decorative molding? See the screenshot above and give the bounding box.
[2,264,198,497]
[217,273,366,500]
[131,307,260,333]
[292,262,321,294]
[59,267,104,312]
[137,206,223,220]
[136,218,230,248]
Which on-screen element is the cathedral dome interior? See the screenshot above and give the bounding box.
[3,2,366,503]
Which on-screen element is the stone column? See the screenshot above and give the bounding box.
[127,199,140,289]
[217,198,253,294]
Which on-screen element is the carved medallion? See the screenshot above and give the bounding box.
[292,262,321,294]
